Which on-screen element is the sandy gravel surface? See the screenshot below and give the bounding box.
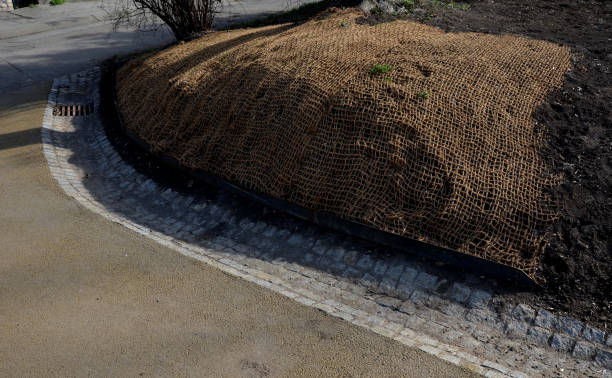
[0,83,475,377]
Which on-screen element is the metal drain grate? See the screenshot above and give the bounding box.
[53,103,94,117]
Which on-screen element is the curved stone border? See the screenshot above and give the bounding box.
[41,68,611,377]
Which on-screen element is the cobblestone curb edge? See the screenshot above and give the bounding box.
[41,68,611,377]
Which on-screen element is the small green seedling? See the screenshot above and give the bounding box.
[28,3,36,7]
[447,1,470,10]
[339,20,350,28]
[370,64,394,75]
[417,91,430,99]
[220,56,227,63]
[384,77,392,82]
[401,0,415,8]
[49,0,64,5]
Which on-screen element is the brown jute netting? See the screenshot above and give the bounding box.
[116,9,572,280]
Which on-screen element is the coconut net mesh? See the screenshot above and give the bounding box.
[115,9,572,280]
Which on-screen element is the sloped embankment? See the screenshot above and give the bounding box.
[116,8,571,281]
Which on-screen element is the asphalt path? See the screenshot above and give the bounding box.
[0,0,310,91]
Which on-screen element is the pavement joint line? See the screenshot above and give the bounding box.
[40,68,612,378]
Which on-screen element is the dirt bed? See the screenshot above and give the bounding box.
[362,0,611,327]
[108,0,610,327]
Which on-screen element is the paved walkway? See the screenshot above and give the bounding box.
[0,0,310,91]
[0,82,477,376]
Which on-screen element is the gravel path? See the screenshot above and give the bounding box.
[0,80,476,378]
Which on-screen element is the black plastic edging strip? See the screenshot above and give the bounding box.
[106,61,537,288]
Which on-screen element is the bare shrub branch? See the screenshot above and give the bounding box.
[103,0,222,40]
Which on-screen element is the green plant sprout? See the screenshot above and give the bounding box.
[447,1,470,10]
[370,64,394,74]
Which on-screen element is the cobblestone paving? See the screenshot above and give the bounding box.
[41,68,612,377]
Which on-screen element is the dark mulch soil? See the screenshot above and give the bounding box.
[107,0,611,328]
[361,0,611,327]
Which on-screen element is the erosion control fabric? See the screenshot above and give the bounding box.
[116,9,571,280]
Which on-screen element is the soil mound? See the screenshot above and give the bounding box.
[116,9,571,280]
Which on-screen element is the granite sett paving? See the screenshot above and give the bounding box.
[41,68,612,377]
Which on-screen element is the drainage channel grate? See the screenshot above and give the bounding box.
[53,103,94,117]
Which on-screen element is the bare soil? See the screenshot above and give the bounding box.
[361,0,611,327]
